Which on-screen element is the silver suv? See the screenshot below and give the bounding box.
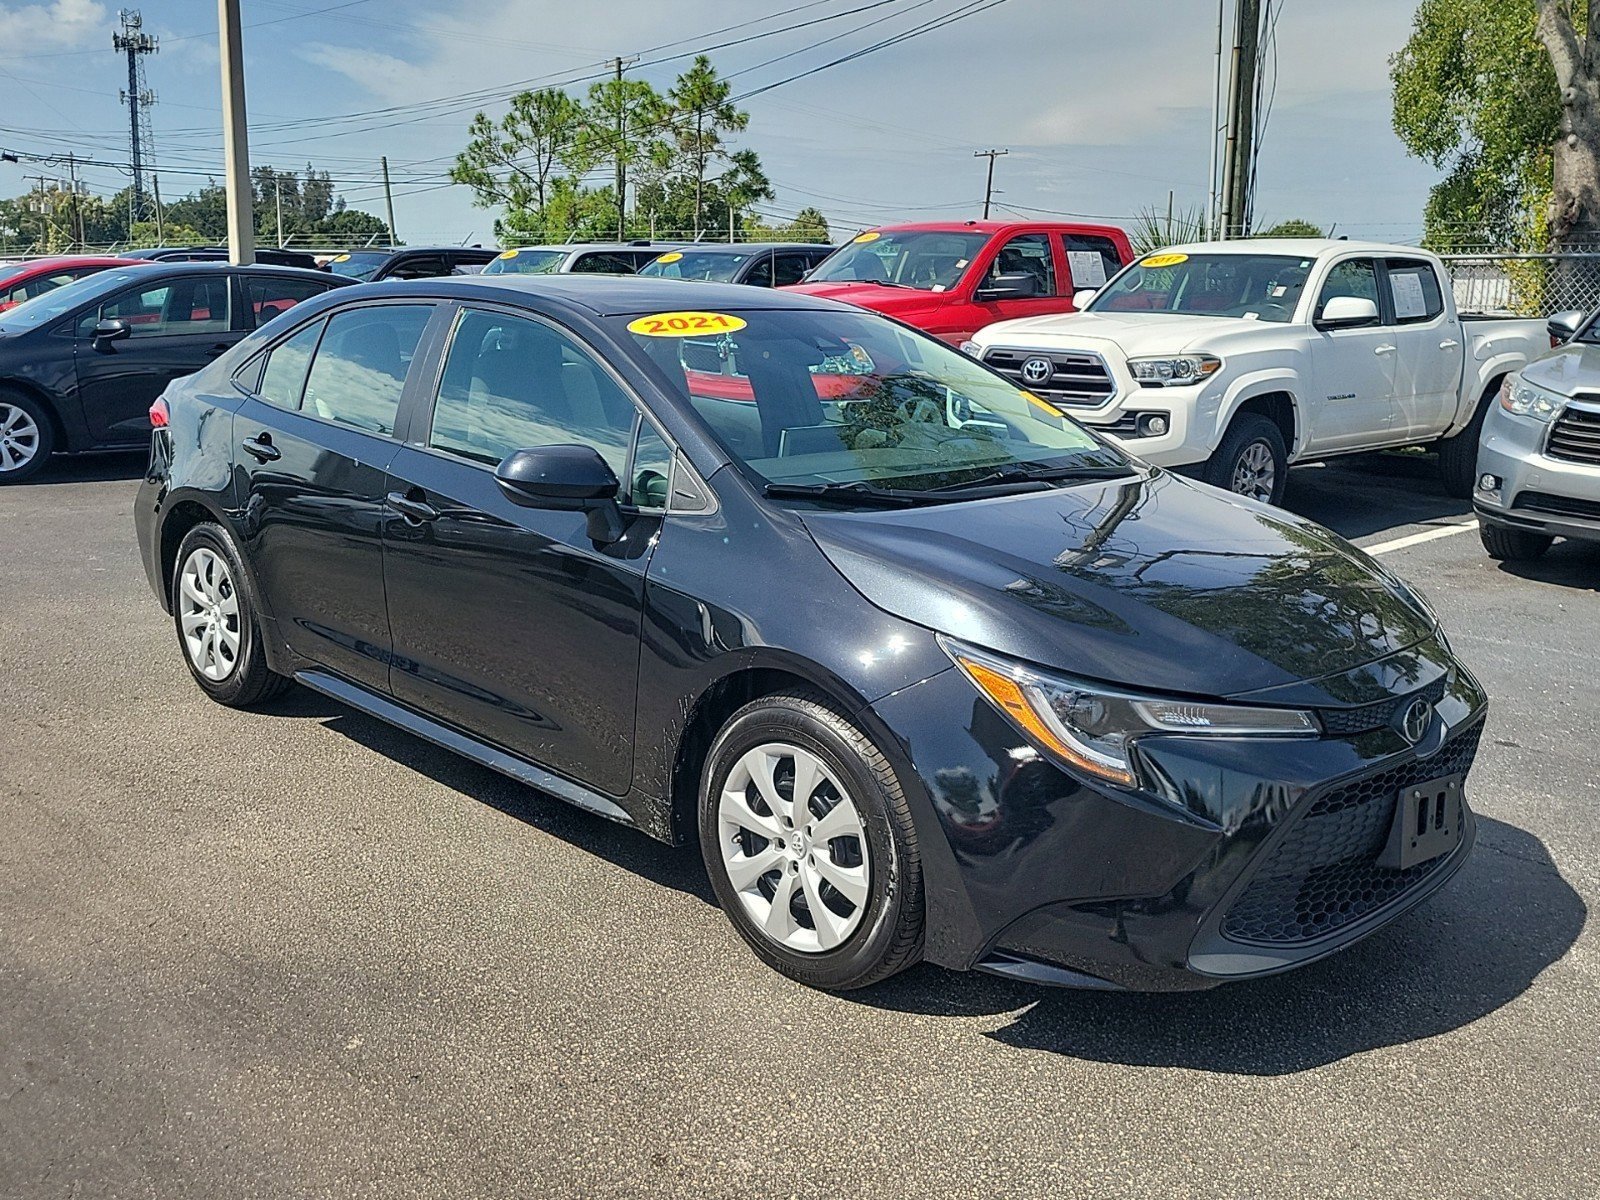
[1474,308,1600,560]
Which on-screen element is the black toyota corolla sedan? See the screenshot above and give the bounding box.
[133,275,1487,992]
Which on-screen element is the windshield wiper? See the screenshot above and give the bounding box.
[924,461,1133,493]
[763,481,924,507]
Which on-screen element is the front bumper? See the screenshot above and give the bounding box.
[870,643,1488,991]
[1474,404,1600,544]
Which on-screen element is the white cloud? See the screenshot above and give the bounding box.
[0,0,108,50]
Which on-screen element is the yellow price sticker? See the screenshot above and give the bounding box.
[1019,389,1061,416]
[1141,252,1189,268]
[498,249,519,259]
[852,231,881,243]
[655,251,684,263]
[331,253,351,263]
[626,311,748,338]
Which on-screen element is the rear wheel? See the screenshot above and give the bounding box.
[699,690,923,990]
[172,523,291,707]
[0,390,55,484]
[1479,520,1553,562]
[1205,413,1288,506]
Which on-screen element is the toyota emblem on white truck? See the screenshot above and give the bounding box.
[1020,357,1053,385]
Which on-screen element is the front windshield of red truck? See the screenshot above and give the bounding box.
[1090,252,1313,322]
[806,231,988,292]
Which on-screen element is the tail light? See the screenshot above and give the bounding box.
[149,397,170,428]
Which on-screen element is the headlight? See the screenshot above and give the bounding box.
[958,340,981,358]
[1499,374,1563,422]
[943,639,1318,787]
[1128,354,1222,386]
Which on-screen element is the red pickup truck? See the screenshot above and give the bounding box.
[782,219,1133,345]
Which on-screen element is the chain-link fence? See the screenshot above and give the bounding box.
[1439,251,1600,317]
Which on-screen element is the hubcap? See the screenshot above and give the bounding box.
[717,743,871,954]
[1231,439,1277,502]
[178,547,242,682]
[0,403,41,474]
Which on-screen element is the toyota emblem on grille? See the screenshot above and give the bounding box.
[1020,357,1054,385]
[1400,697,1433,744]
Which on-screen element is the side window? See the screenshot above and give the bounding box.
[428,308,639,479]
[630,421,673,510]
[301,305,432,435]
[1062,234,1122,291]
[1385,259,1444,324]
[1317,258,1381,324]
[571,252,637,274]
[255,319,325,410]
[771,254,812,287]
[745,254,775,288]
[989,233,1056,296]
[86,276,233,338]
[247,275,331,327]
[387,256,446,280]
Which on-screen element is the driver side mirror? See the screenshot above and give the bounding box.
[976,272,1040,302]
[1547,308,1586,343]
[1315,295,1379,330]
[91,318,131,349]
[1072,288,1098,309]
[494,444,625,544]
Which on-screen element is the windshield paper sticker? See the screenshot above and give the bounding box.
[1067,250,1108,287]
[627,311,748,337]
[1141,252,1188,268]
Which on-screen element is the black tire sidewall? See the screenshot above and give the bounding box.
[171,523,274,705]
[1479,519,1553,561]
[1208,414,1287,506]
[698,695,917,990]
[0,390,56,484]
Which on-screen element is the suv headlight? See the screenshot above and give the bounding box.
[1499,374,1563,423]
[1128,353,1222,386]
[943,639,1317,787]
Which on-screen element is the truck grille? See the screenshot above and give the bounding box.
[1547,406,1600,466]
[982,348,1115,408]
[1220,724,1481,946]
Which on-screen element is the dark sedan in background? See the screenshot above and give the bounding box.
[636,242,834,287]
[133,275,1487,993]
[0,261,347,482]
[325,245,500,281]
[122,245,321,271]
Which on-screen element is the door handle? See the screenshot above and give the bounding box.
[1375,344,1397,355]
[241,433,281,462]
[204,342,232,359]
[386,490,439,524]
[1439,338,1460,349]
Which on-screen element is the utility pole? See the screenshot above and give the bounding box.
[274,176,284,247]
[380,156,397,246]
[612,56,627,241]
[1205,0,1226,238]
[975,148,1008,219]
[114,10,158,222]
[152,173,164,243]
[1218,0,1262,239]
[217,0,254,264]
[66,153,83,249]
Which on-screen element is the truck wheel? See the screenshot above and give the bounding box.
[1438,388,1494,499]
[1205,414,1287,506]
[1479,520,1553,562]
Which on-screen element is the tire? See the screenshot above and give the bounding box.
[1438,390,1493,499]
[0,389,56,484]
[171,523,291,707]
[1205,413,1288,506]
[1479,519,1553,562]
[698,689,923,990]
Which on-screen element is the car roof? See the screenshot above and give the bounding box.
[859,219,1127,237]
[501,242,684,253]
[1150,238,1426,258]
[90,261,337,281]
[650,242,831,255]
[1,255,147,272]
[342,273,849,316]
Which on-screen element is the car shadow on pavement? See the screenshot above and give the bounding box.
[1494,539,1600,591]
[854,817,1584,1076]
[28,450,148,485]
[1282,455,1472,542]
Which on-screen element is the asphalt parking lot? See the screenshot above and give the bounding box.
[2,450,1596,1199]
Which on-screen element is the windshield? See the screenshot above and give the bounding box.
[482,248,569,275]
[639,249,746,283]
[326,252,392,281]
[0,267,151,332]
[1090,252,1313,322]
[615,307,1127,497]
[806,231,987,292]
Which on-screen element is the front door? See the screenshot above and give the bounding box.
[968,232,1068,331]
[73,272,242,443]
[381,306,671,797]
[1305,256,1399,453]
[233,302,437,691]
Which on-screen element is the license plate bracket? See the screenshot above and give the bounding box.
[1378,772,1465,870]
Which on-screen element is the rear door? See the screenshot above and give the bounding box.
[232,301,440,691]
[243,271,340,327]
[1060,232,1123,299]
[1305,255,1400,452]
[380,304,670,795]
[1382,258,1461,438]
[73,271,242,443]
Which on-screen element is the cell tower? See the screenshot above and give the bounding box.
[113,9,158,221]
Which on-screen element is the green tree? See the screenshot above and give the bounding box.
[667,56,749,237]
[577,76,670,240]
[1260,218,1327,237]
[744,205,832,244]
[451,87,588,220]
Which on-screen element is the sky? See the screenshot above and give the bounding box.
[0,0,1442,246]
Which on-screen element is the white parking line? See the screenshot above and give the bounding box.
[1363,520,1479,556]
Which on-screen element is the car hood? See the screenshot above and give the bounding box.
[975,310,1255,357]
[783,280,950,317]
[1520,340,1600,396]
[801,470,1437,700]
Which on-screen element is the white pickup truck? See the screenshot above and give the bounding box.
[966,239,1548,505]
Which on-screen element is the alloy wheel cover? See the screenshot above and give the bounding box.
[178,547,242,682]
[1231,439,1277,502]
[0,403,42,474]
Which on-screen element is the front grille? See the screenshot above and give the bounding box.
[1220,724,1482,946]
[982,347,1115,408]
[1318,678,1448,737]
[1512,490,1600,521]
[1547,406,1600,466]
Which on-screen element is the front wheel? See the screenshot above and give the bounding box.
[1479,520,1553,562]
[1438,392,1493,499]
[0,390,55,484]
[699,690,923,990]
[1205,413,1288,506]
